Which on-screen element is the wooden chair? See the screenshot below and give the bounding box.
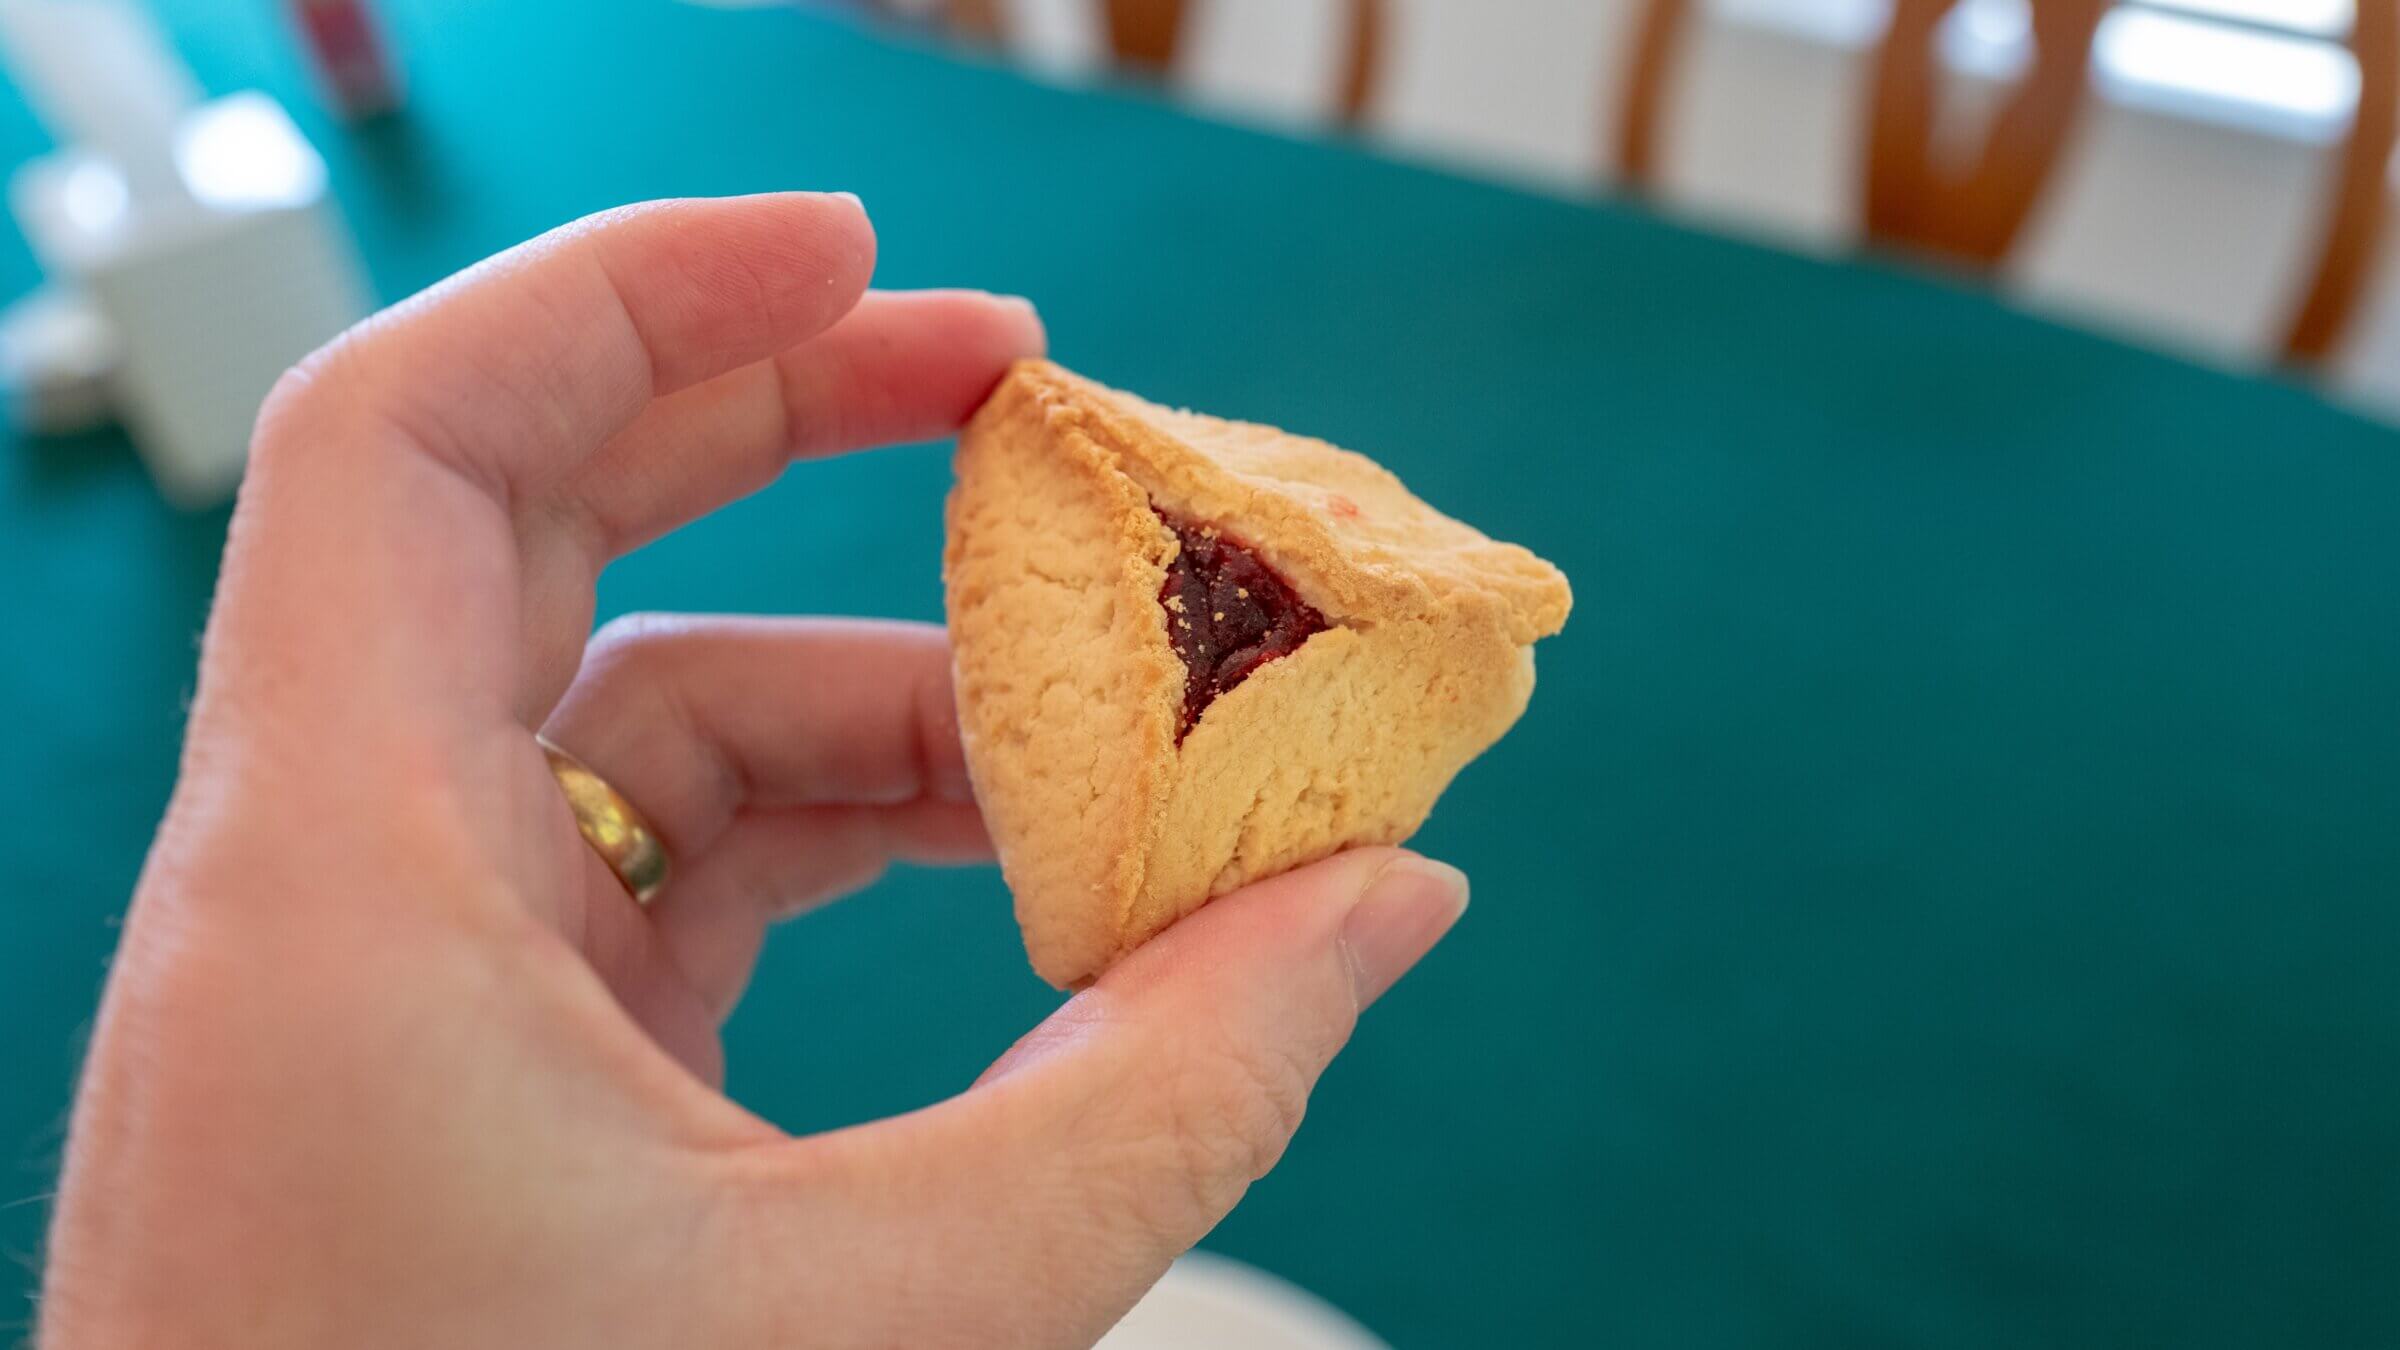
[1616,0,2399,366]
[899,0,2395,374]
[2287,0,2397,361]
[1861,0,2110,268]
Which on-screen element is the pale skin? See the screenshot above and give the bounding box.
[38,193,1471,1349]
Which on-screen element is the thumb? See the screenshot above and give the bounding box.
[802,847,1468,1345]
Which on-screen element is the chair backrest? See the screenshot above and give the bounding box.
[940,0,1005,40]
[1615,0,2398,366]
[2286,0,2396,361]
[1615,0,2103,264]
[1861,0,2108,267]
[1102,0,1184,71]
[906,0,2398,373]
[1613,0,1687,190]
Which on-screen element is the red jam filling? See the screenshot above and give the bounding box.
[1157,512,1328,741]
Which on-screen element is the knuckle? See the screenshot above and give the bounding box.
[582,612,688,676]
[997,995,1345,1261]
[1122,1025,1317,1239]
[252,362,319,442]
[249,309,445,480]
[1194,1033,1315,1180]
[566,613,686,717]
[251,323,370,447]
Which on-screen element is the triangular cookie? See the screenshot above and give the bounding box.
[945,361,1571,987]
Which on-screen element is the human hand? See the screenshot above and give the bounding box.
[39,194,1471,1349]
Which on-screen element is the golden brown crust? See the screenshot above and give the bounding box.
[945,360,1571,987]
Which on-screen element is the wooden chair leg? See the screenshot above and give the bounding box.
[1862,0,1949,244]
[2285,0,2398,362]
[1107,0,1187,72]
[1335,0,1385,125]
[1615,0,1693,190]
[945,0,1007,42]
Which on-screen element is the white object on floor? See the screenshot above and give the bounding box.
[1,0,372,505]
[0,0,197,201]
[0,286,120,436]
[1098,1252,1389,1350]
[10,93,371,506]
[2326,158,2400,423]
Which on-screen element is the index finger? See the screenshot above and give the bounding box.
[272,192,877,508]
[202,194,1028,736]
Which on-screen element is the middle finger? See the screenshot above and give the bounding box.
[541,616,983,862]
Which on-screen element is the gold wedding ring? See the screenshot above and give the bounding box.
[538,735,670,906]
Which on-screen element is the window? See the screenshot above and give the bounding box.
[1935,0,2362,139]
[2102,1,2360,138]
[2133,0,2352,40]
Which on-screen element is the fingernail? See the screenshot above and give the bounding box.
[1340,857,1469,1008]
[824,190,864,211]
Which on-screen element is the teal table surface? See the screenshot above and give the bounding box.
[6,3,2400,1344]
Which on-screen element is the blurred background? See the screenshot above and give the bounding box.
[869,0,2400,412]
[2,1,2397,1346]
